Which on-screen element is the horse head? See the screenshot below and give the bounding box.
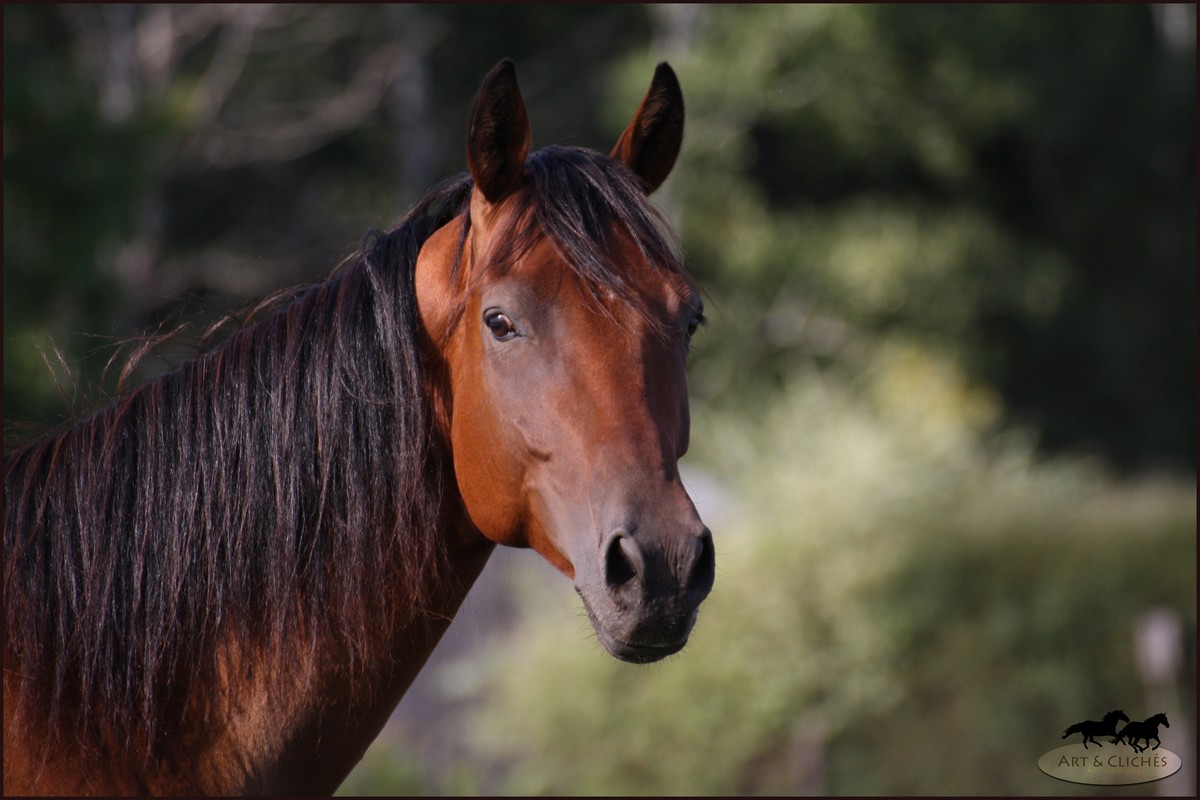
[416,60,713,663]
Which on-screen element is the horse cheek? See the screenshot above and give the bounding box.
[449,378,528,548]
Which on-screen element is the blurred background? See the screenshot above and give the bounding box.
[4,4,1195,795]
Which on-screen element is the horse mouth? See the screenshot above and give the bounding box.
[605,637,687,664]
[577,590,693,663]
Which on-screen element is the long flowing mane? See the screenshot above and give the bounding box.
[3,145,683,763]
[4,175,471,758]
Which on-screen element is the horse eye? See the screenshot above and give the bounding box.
[687,312,706,339]
[485,310,518,341]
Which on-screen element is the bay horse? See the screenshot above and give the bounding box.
[3,59,713,795]
[1061,709,1129,749]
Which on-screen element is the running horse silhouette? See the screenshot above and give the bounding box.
[1113,713,1170,752]
[1061,709,1130,749]
[4,60,713,795]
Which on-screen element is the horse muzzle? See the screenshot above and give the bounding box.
[574,524,715,664]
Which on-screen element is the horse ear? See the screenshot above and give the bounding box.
[467,59,531,204]
[610,62,684,194]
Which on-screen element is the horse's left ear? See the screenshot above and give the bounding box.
[610,62,684,194]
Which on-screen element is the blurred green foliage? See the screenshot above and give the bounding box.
[644,4,1195,472]
[4,4,1195,796]
[4,7,171,420]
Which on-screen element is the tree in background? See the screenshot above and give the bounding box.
[639,4,1195,473]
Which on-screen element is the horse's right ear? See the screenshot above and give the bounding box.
[467,59,531,204]
[610,62,684,194]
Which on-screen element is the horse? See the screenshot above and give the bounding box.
[3,59,713,796]
[1113,713,1170,752]
[1061,709,1129,748]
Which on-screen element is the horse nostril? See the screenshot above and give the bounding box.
[687,529,715,602]
[604,532,640,591]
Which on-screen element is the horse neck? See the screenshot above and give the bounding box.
[197,521,494,796]
[160,292,497,794]
[4,522,494,796]
[3,260,498,794]
[5,462,494,796]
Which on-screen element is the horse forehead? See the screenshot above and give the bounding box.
[508,233,688,316]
